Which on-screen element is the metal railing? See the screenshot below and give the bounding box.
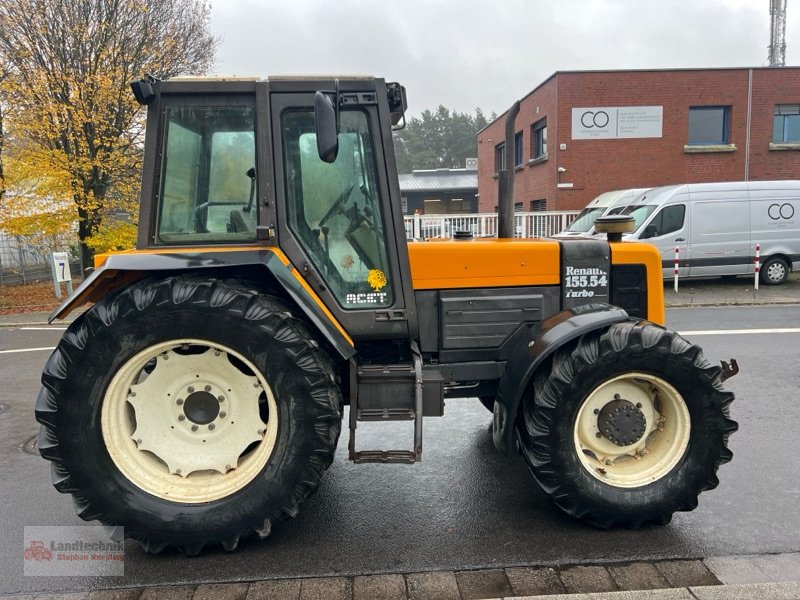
[403,211,579,240]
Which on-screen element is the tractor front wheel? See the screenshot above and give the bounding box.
[517,321,736,528]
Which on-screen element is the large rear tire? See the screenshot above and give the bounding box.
[517,321,736,528]
[36,275,342,555]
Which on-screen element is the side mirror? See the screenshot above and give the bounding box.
[314,91,339,163]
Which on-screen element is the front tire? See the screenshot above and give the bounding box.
[36,276,342,554]
[518,321,736,528]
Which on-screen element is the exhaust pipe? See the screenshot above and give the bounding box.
[497,100,520,239]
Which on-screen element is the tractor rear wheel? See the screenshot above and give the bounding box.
[36,275,342,554]
[517,321,736,528]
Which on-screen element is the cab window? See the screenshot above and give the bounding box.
[157,106,256,244]
[642,205,686,238]
[282,109,393,309]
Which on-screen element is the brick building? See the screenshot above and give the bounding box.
[476,67,800,212]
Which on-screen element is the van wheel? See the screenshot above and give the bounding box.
[517,321,736,528]
[36,275,342,555]
[760,257,789,285]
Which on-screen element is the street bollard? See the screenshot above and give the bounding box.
[754,243,760,291]
[674,246,679,292]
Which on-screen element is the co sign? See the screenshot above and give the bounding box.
[580,110,610,129]
[768,203,795,220]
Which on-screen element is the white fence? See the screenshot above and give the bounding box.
[403,211,579,240]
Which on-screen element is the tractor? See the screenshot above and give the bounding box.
[36,75,737,555]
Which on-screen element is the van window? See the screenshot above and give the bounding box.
[642,205,685,239]
[565,207,605,232]
[622,204,656,230]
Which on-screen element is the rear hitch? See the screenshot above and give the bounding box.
[720,358,739,382]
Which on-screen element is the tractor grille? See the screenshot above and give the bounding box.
[610,265,648,319]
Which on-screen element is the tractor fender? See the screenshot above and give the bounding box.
[48,249,355,360]
[492,303,633,455]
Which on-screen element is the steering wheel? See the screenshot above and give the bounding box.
[318,182,354,228]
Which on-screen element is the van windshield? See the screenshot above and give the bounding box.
[621,204,657,231]
[565,207,605,232]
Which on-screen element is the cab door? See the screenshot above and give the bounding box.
[638,203,689,278]
[270,90,412,341]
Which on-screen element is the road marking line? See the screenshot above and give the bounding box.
[680,328,800,335]
[0,347,55,355]
[20,327,67,331]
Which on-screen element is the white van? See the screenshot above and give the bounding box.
[558,188,648,237]
[620,180,800,284]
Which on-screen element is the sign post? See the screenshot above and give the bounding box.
[50,252,74,299]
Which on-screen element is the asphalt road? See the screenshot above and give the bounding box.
[1,304,799,594]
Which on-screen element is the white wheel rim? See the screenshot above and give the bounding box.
[573,372,690,488]
[101,339,278,503]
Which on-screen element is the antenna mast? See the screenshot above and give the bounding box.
[769,0,787,67]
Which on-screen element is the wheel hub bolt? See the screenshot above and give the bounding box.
[219,412,226,418]
[178,415,186,421]
[191,424,198,431]
[204,385,212,392]
[175,469,181,474]
[218,396,225,403]
[225,464,231,471]
[208,423,215,430]
[176,398,184,405]
[188,386,195,393]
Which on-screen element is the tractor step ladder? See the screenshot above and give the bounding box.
[348,345,423,464]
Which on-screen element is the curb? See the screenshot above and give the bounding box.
[3,554,798,599]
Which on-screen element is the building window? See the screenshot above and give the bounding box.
[774,105,800,143]
[514,202,523,212]
[530,199,547,211]
[494,142,505,171]
[531,118,547,159]
[514,131,523,167]
[688,107,729,145]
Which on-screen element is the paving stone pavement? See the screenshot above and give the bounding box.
[2,553,799,600]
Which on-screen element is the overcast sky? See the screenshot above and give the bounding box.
[210,0,797,117]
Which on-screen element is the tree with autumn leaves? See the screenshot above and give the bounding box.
[0,0,216,268]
